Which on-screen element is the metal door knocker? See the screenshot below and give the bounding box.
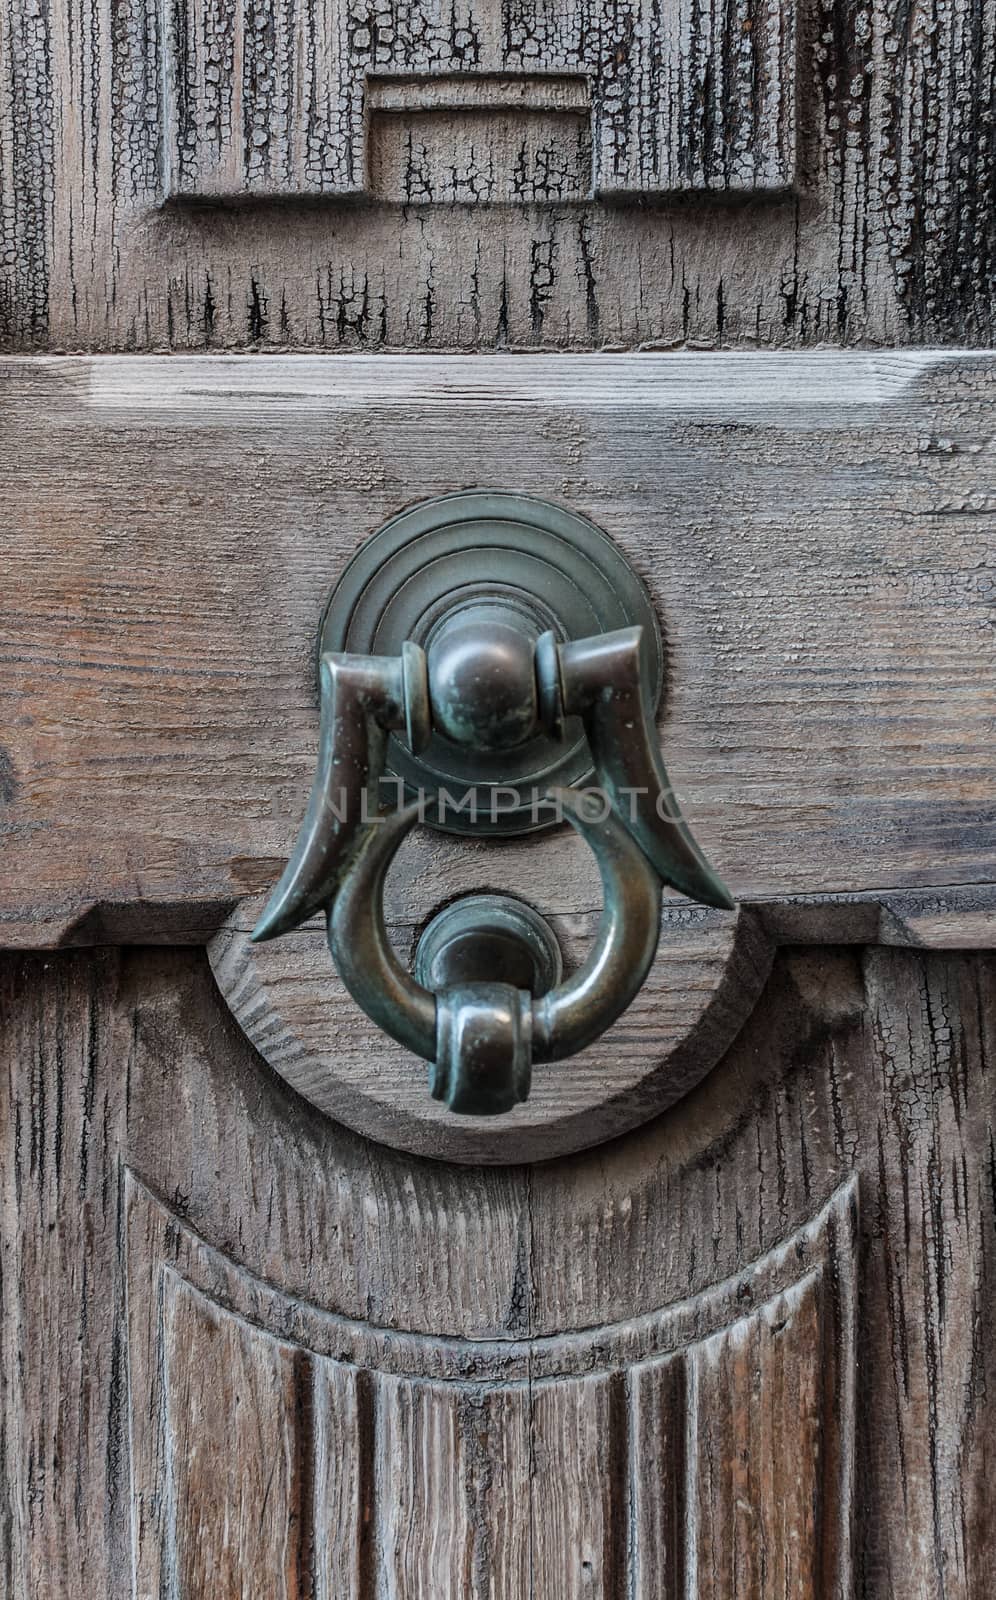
[253,492,734,1116]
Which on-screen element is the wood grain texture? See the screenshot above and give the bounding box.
[686,1277,826,1598]
[125,1170,855,1598]
[2,4,994,1592]
[163,0,795,203]
[3,943,993,1594]
[0,0,993,348]
[157,1277,314,1597]
[1,353,992,950]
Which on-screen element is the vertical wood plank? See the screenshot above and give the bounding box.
[311,1359,366,1600]
[0,0,53,342]
[160,1277,311,1598]
[857,950,996,1595]
[629,1354,688,1599]
[686,1276,826,1598]
[0,953,129,1600]
[529,1372,629,1598]
[374,1374,532,1598]
[600,0,797,194]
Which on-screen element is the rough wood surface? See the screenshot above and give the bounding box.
[2,0,994,1588]
[2,943,993,1594]
[162,1,795,203]
[366,80,594,205]
[1,0,994,348]
[1,352,993,954]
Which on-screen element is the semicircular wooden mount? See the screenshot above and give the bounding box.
[210,895,771,1164]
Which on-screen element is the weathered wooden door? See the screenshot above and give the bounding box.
[2,2,994,1595]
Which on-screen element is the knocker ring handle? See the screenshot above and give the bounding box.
[327,789,663,1115]
[251,498,734,1120]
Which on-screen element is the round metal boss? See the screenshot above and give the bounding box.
[415,894,564,998]
[319,491,663,836]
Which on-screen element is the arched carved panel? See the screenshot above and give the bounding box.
[127,1174,857,1598]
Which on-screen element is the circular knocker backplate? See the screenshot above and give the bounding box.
[318,490,663,837]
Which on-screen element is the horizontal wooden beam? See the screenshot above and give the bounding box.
[1,353,993,950]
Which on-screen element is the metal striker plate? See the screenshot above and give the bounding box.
[415,894,564,998]
[319,491,664,836]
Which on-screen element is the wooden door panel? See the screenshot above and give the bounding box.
[2,0,993,349]
[2,0,994,1583]
[125,1179,855,1597]
[4,944,992,1594]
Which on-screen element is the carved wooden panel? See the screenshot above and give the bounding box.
[2,0,994,1593]
[1,0,993,346]
[163,0,796,203]
[126,1173,856,1596]
[3,944,996,1593]
[366,76,594,204]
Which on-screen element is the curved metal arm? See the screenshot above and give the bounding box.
[326,803,437,1062]
[554,627,735,911]
[532,789,662,1061]
[252,645,429,943]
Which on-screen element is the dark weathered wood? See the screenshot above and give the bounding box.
[128,1171,851,1593]
[0,952,128,1598]
[1,0,993,348]
[1,353,993,953]
[162,0,796,202]
[157,1278,313,1597]
[2,944,993,1594]
[2,0,994,1586]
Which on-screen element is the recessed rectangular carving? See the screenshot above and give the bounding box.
[162,0,797,203]
[368,74,593,204]
[369,111,593,205]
